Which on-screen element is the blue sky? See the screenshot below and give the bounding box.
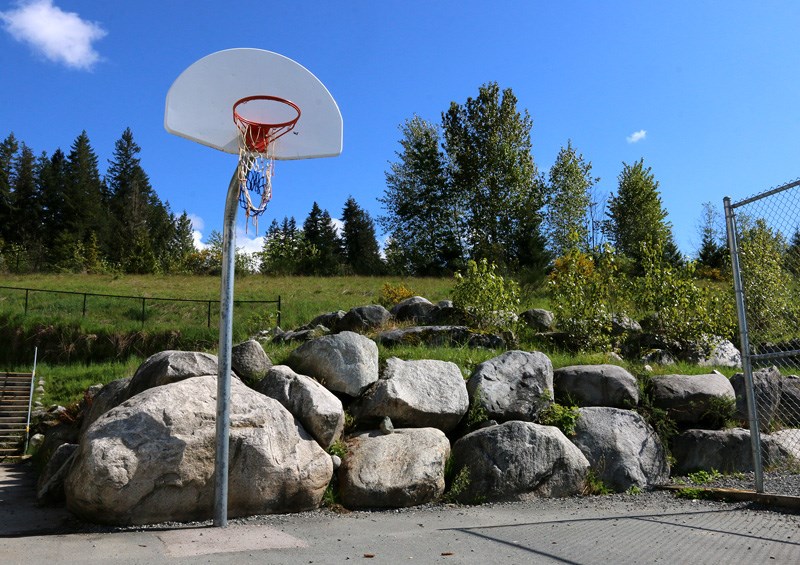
[1,1,799,257]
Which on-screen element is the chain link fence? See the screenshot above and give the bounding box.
[724,178,800,494]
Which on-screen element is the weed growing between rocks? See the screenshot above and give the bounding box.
[539,402,580,437]
[582,469,612,495]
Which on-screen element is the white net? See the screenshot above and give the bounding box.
[236,138,274,234]
[233,96,300,233]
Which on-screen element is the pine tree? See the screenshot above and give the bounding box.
[380,115,464,275]
[0,133,19,243]
[696,201,727,273]
[60,131,106,269]
[167,211,196,272]
[341,196,383,275]
[443,82,547,272]
[605,159,676,269]
[545,141,596,257]
[106,128,171,272]
[299,202,342,275]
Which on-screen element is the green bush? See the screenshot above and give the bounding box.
[539,402,580,437]
[452,259,520,332]
[548,245,618,352]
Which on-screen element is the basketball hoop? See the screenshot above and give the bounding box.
[233,95,301,231]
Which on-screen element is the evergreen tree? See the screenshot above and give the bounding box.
[785,228,800,277]
[341,196,383,275]
[443,82,547,272]
[106,128,171,272]
[380,115,464,275]
[37,148,68,267]
[259,217,302,275]
[0,133,19,243]
[545,141,596,257]
[167,211,196,272]
[10,143,40,245]
[60,131,106,269]
[300,202,342,275]
[605,159,676,269]
[696,201,727,274]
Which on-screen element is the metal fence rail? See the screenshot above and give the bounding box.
[0,285,281,329]
[724,178,800,494]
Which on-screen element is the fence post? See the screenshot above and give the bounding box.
[82,294,87,318]
[207,301,212,328]
[724,196,764,492]
[24,289,29,315]
[277,295,281,328]
[141,298,146,329]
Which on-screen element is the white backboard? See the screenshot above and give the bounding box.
[165,48,342,159]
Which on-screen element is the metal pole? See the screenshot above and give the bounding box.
[724,196,764,492]
[214,169,239,528]
[277,295,281,328]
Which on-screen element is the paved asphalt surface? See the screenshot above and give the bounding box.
[2,461,799,564]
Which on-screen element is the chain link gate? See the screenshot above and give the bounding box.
[724,178,800,494]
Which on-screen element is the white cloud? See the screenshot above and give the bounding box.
[330,217,344,236]
[192,230,206,251]
[0,0,106,70]
[188,214,204,232]
[236,227,265,255]
[626,129,647,144]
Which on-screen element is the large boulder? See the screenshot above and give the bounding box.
[466,351,553,423]
[685,337,742,368]
[79,377,131,436]
[350,358,469,432]
[339,428,450,509]
[231,339,272,382]
[449,421,589,503]
[390,296,436,324]
[254,365,344,449]
[768,429,800,464]
[126,350,221,399]
[671,428,760,474]
[520,309,554,332]
[777,375,800,427]
[36,443,78,504]
[571,407,669,491]
[730,366,782,429]
[377,326,506,349]
[287,331,379,397]
[307,310,346,331]
[649,373,735,426]
[553,364,639,408]
[337,305,391,333]
[64,375,332,526]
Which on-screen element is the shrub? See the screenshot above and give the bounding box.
[452,259,520,332]
[548,245,618,352]
[539,402,580,437]
[378,282,415,308]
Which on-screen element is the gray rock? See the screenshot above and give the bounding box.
[65,376,332,526]
[520,309,554,332]
[79,377,131,436]
[377,325,504,348]
[426,306,468,326]
[287,331,379,397]
[339,428,450,509]
[571,407,669,491]
[641,349,676,366]
[670,428,783,474]
[254,365,344,449]
[684,336,742,368]
[730,366,782,429]
[126,350,221,399]
[650,373,736,426]
[778,375,800,427]
[611,314,642,335]
[331,454,342,470]
[390,296,436,323]
[351,358,469,433]
[467,351,553,423]
[307,310,346,331]
[272,326,331,343]
[337,305,391,333]
[449,421,589,503]
[379,416,394,435]
[231,339,272,381]
[36,443,78,504]
[554,364,639,408]
[768,429,800,463]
